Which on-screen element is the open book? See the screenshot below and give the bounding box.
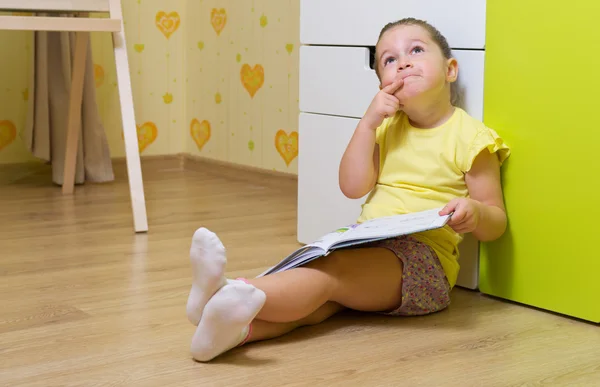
[258,207,452,277]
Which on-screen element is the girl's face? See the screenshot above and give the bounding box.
[376,25,457,105]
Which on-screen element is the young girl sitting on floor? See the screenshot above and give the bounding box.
[185,17,511,362]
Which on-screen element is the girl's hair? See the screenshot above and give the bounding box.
[374,18,460,104]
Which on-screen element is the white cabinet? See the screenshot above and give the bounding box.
[300,0,486,49]
[300,46,486,121]
[299,46,379,118]
[297,113,366,244]
[297,1,487,289]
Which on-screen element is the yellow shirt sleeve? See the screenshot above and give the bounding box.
[459,123,511,173]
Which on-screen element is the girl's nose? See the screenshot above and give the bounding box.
[398,60,412,72]
[397,58,413,71]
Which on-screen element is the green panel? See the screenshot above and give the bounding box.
[480,0,600,323]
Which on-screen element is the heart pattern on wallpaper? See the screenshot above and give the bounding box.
[0,120,17,151]
[163,92,173,104]
[94,64,105,88]
[274,130,298,166]
[211,8,227,36]
[136,122,158,153]
[190,119,211,151]
[240,64,264,98]
[134,44,145,53]
[155,11,181,39]
[260,14,268,28]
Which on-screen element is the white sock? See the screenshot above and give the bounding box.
[186,228,228,326]
[190,282,266,362]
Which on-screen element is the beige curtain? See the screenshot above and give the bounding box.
[22,26,114,186]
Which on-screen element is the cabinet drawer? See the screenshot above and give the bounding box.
[299,46,485,120]
[297,113,366,244]
[300,0,486,49]
[299,46,379,119]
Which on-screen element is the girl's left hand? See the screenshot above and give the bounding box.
[439,198,481,234]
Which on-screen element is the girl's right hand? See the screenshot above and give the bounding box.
[361,78,404,130]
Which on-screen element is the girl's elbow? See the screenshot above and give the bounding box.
[339,180,372,199]
[339,182,360,199]
[338,167,375,199]
[342,189,364,200]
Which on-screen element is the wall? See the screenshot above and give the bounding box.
[0,0,300,175]
[0,0,187,165]
[93,0,187,159]
[0,19,36,165]
[186,0,300,174]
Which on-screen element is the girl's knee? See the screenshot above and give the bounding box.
[305,247,394,280]
[303,251,345,278]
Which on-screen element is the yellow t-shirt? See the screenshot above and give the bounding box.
[356,107,510,288]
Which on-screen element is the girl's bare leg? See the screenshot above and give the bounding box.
[245,246,404,323]
[187,228,403,361]
[248,301,345,343]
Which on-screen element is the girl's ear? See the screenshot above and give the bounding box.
[446,58,459,83]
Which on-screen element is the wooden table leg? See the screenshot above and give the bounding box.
[111,0,148,233]
[62,31,89,195]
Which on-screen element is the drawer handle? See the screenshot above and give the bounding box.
[368,46,376,70]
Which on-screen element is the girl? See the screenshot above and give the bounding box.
[185,18,511,362]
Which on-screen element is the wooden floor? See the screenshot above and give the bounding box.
[1,158,599,386]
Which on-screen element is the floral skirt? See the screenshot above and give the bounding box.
[365,235,451,316]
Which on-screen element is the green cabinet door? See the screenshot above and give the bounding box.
[480,0,600,323]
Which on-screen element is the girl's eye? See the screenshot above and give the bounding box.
[411,46,424,54]
[384,57,396,66]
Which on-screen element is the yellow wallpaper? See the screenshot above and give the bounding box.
[0,0,300,174]
[186,0,300,173]
[92,0,187,159]
[0,25,36,164]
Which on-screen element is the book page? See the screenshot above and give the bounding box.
[259,208,451,277]
[307,224,361,251]
[257,245,325,277]
[335,208,450,243]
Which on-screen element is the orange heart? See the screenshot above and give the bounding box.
[94,64,104,88]
[190,119,211,151]
[274,130,298,166]
[155,11,181,39]
[240,64,264,98]
[211,8,227,36]
[0,120,17,151]
[136,122,158,153]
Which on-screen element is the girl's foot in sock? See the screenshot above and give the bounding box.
[186,228,228,326]
[191,282,266,362]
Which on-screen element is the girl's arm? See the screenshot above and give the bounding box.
[339,79,404,199]
[339,122,380,199]
[440,149,507,241]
